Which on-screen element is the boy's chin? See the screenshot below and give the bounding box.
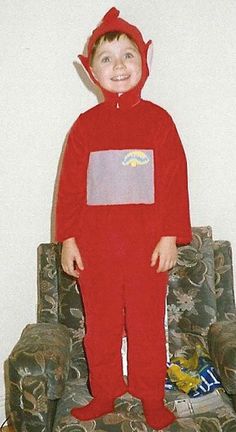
[105,83,139,94]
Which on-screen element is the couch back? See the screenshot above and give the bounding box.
[37,226,235,357]
[166,226,235,354]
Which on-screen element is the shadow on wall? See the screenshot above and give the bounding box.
[50,59,103,242]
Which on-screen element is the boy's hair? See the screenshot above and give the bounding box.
[89,31,137,66]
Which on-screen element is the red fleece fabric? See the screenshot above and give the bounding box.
[55,6,191,426]
[56,101,192,245]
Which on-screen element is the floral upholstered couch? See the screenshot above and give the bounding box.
[6,226,236,431]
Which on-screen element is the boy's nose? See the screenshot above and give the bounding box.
[114,59,126,70]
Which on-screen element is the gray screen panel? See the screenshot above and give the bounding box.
[87,149,155,205]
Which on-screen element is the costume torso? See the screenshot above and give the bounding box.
[56,97,192,245]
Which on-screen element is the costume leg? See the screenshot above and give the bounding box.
[71,239,127,420]
[125,260,176,429]
[125,268,168,399]
[79,269,127,398]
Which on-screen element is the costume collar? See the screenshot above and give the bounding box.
[102,84,141,110]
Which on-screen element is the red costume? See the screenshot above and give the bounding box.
[56,7,192,430]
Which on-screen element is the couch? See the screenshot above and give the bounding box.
[6,226,236,431]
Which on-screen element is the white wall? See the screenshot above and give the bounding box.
[1,0,236,423]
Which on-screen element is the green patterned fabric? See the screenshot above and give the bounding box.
[52,381,236,432]
[38,243,88,380]
[8,323,71,431]
[213,241,236,321]
[208,321,236,394]
[7,226,236,432]
[168,226,216,353]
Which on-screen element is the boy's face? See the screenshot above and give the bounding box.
[90,35,142,94]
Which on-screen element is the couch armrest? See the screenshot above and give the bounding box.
[7,322,71,432]
[208,320,236,394]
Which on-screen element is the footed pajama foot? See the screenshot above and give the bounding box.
[142,400,176,430]
[71,398,114,420]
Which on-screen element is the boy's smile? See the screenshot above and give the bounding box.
[90,35,142,94]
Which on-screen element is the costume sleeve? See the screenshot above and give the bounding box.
[55,118,88,242]
[158,117,192,245]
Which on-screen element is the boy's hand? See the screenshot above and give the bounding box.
[151,236,177,273]
[61,237,84,278]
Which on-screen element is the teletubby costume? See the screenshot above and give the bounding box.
[56,7,192,430]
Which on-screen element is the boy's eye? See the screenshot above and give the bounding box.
[101,56,111,63]
[125,52,134,59]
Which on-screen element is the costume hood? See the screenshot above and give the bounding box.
[79,7,152,107]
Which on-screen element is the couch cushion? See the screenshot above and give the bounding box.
[52,377,236,432]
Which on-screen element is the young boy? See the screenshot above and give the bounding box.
[56,7,192,430]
